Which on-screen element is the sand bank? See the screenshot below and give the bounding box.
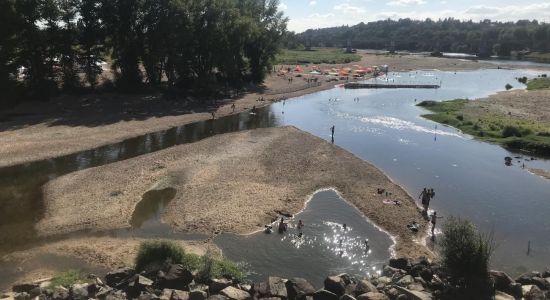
[37,126,431,259]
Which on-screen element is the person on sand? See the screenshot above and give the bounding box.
[330,125,335,138]
[211,111,215,119]
[419,188,429,211]
[231,103,235,112]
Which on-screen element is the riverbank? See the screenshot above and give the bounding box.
[0,53,502,168]
[417,88,550,156]
[37,126,431,259]
[0,237,217,291]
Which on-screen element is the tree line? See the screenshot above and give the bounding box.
[0,0,287,106]
[293,18,550,57]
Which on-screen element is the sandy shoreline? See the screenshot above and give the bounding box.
[37,127,431,260]
[0,237,218,291]
[0,53,504,168]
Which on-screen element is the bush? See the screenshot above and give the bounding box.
[440,217,495,298]
[502,126,522,138]
[505,83,513,90]
[135,240,192,271]
[195,249,249,283]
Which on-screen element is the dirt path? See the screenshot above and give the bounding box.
[0,53,504,168]
[37,127,432,261]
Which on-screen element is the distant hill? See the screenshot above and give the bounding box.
[293,19,550,57]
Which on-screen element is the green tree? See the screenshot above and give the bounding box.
[0,0,20,106]
[77,0,105,88]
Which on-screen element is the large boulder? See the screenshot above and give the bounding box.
[267,277,288,298]
[12,284,39,294]
[393,286,432,300]
[70,283,90,300]
[396,275,414,287]
[339,294,356,300]
[517,272,550,291]
[494,291,515,300]
[158,264,194,290]
[313,289,339,300]
[354,280,377,296]
[286,278,316,300]
[172,290,190,300]
[52,286,70,300]
[522,285,545,300]
[356,292,389,300]
[220,287,251,300]
[324,276,347,296]
[105,268,135,287]
[389,258,410,271]
[490,271,516,293]
[210,279,232,295]
[190,290,208,300]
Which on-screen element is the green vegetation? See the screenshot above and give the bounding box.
[275,48,361,65]
[527,78,550,90]
[135,240,248,283]
[293,19,550,57]
[524,52,550,62]
[440,217,494,298]
[418,100,550,155]
[1,0,287,106]
[47,270,88,289]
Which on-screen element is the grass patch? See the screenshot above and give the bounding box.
[48,270,87,289]
[275,48,361,65]
[524,52,550,62]
[527,77,550,90]
[135,240,248,283]
[417,100,550,155]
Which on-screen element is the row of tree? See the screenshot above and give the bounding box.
[293,19,550,57]
[0,0,287,105]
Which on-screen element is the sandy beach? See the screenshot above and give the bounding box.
[0,237,218,291]
[37,126,431,260]
[0,53,502,168]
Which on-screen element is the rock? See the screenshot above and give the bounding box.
[356,292,389,300]
[509,283,523,299]
[286,278,316,300]
[517,272,550,290]
[220,287,251,300]
[410,257,429,267]
[190,290,208,300]
[376,277,391,285]
[523,285,545,300]
[172,290,190,300]
[267,277,288,298]
[160,289,174,300]
[253,282,268,297]
[208,295,229,300]
[417,268,433,283]
[238,284,252,293]
[259,298,282,300]
[12,284,38,294]
[389,258,410,271]
[70,283,90,300]
[324,276,346,296]
[393,286,432,300]
[386,288,399,299]
[396,275,414,287]
[28,286,42,298]
[95,286,113,299]
[339,294,356,300]
[407,283,424,292]
[14,292,29,300]
[382,266,400,277]
[543,269,550,278]
[337,274,353,286]
[105,268,135,287]
[210,279,232,294]
[494,291,515,300]
[353,280,377,296]
[190,284,210,294]
[313,289,339,300]
[490,270,516,293]
[138,293,156,300]
[158,264,194,290]
[51,286,70,300]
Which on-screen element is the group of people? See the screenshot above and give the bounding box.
[418,187,435,213]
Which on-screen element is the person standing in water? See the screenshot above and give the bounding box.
[430,211,442,237]
[419,188,429,212]
[330,125,335,137]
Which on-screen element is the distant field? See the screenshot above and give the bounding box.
[275,48,362,65]
[527,77,550,90]
[524,52,550,62]
[418,100,550,155]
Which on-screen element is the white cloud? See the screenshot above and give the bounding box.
[309,1,317,6]
[333,3,366,15]
[387,0,426,6]
[278,2,288,11]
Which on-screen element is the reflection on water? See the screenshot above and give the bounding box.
[130,188,177,229]
[215,190,392,286]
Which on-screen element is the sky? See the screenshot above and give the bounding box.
[279,0,550,33]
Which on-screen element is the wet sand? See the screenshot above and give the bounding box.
[529,168,550,180]
[0,53,501,168]
[38,126,432,260]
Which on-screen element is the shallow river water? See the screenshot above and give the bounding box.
[1,68,550,286]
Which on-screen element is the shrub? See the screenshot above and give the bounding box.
[440,217,495,298]
[505,83,513,90]
[456,115,464,121]
[502,126,522,138]
[135,240,188,271]
[196,249,249,283]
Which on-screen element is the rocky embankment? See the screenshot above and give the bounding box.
[3,257,550,300]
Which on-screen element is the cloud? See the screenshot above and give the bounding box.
[333,3,366,15]
[387,0,426,6]
[309,1,317,6]
[278,2,288,11]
